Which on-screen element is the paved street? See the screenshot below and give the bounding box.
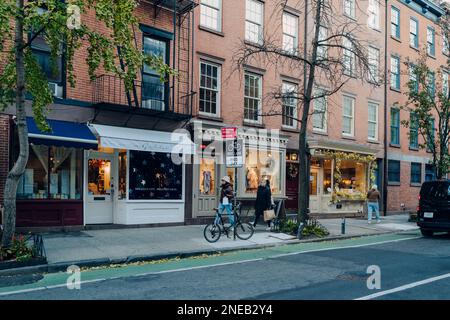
[1,230,450,300]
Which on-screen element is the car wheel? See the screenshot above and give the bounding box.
[421,229,434,237]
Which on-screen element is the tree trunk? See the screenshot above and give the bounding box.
[297,0,322,224]
[1,0,28,247]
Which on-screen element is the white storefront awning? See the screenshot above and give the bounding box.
[88,124,195,154]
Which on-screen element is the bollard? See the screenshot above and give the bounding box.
[341,217,346,235]
[297,222,304,239]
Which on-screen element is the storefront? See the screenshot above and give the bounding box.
[308,141,378,215]
[192,124,288,218]
[87,124,195,225]
[15,118,97,227]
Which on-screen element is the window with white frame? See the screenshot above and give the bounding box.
[390,55,400,90]
[245,0,264,45]
[443,71,449,98]
[312,89,327,133]
[443,34,449,56]
[199,61,221,116]
[368,102,378,140]
[368,0,380,30]
[410,18,418,48]
[343,36,355,76]
[391,6,400,39]
[244,72,262,123]
[317,25,328,60]
[427,26,435,56]
[368,46,379,83]
[282,12,298,54]
[342,95,355,136]
[344,0,355,18]
[282,82,298,128]
[200,0,222,32]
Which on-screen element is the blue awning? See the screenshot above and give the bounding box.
[27,117,98,149]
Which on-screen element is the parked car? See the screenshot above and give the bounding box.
[417,180,450,237]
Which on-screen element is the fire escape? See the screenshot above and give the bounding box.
[92,0,198,128]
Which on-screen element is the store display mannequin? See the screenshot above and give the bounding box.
[203,170,211,194]
[247,168,258,190]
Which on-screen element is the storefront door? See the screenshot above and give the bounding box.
[84,151,114,224]
[309,167,321,212]
[197,158,217,216]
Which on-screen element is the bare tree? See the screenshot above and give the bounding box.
[233,0,381,227]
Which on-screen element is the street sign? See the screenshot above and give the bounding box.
[221,127,237,140]
[225,138,244,168]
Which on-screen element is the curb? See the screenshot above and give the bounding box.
[0,230,414,277]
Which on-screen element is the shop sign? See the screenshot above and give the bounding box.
[225,138,243,168]
[221,127,237,140]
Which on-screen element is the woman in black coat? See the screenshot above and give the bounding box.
[253,179,272,228]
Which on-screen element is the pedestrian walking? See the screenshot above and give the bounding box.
[253,178,273,230]
[217,176,235,227]
[367,184,381,224]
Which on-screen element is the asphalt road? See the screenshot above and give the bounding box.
[1,231,450,300]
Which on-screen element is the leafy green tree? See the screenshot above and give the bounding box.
[402,52,450,180]
[0,0,175,246]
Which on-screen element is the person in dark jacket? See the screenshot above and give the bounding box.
[253,179,272,229]
[217,176,235,226]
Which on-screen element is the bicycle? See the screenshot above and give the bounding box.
[203,201,254,243]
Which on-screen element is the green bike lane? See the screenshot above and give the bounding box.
[0,231,422,297]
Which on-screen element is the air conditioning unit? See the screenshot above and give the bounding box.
[48,82,63,98]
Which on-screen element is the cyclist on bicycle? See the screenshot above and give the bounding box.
[217,176,235,228]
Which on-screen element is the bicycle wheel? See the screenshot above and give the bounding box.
[204,223,222,243]
[235,222,254,240]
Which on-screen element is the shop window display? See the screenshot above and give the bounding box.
[337,160,367,196]
[88,159,111,196]
[118,151,127,200]
[129,150,182,200]
[200,158,215,195]
[17,145,82,200]
[245,149,282,194]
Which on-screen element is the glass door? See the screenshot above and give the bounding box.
[85,152,114,224]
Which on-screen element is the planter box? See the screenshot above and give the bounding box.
[0,256,47,270]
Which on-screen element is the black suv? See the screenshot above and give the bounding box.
[417,180,450,237]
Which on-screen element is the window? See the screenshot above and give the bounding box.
[410,112,419,149]
[425,164,436,181]
[343,36,355,76]
[390,108,400,145]
[368,46,379,82]
[443,34,449,56]
[17,145,83,200]
[282,12,298,54]
[245,149,282,194]
[427,118,435,151]
[427,27,435,56]
[344,0,356,18]
[411,162,422,184]
[142,36,168,110]
[368,0,380,30]
[342,96,355,136]
[30,8,63,98]
[199,61,221,116]
[313,89,327,132]
[244,72,262,123]
[391,7,400,39]
[317,25,328,59]
[388,160,401,183]
[368,102,378,140]
[390,56,400,90]
[282,82,298,128]
[200,0,221,31]
[245,0,264,45]
[443,71,449,98]
[409,64,419,93]
[410,18,418,48]
[128,151,183,200]
[428,71,435,98]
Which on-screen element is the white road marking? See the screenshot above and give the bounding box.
[0,235,421,297]
[355,273,450,300]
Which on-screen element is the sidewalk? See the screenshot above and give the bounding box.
[36,214,418,268]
